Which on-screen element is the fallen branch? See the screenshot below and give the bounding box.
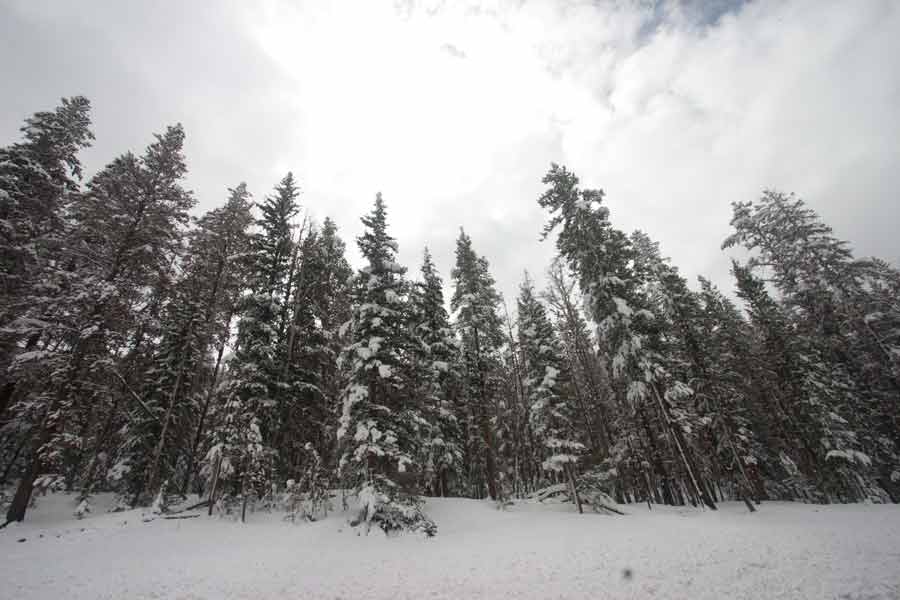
[169,499,210,514]
[591,501,626,516]
[162,514,202,520]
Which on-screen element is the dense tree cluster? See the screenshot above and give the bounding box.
[1,99,897,532]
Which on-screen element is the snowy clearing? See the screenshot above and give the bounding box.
[2,495,899,599]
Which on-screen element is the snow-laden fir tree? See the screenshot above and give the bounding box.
[516,273,583,511]
[410,248,463,497]
[276,216,353,487]
[0,97,94,512]
[543,260,614,461]
[538,164,717,510]
[309,217,354,456]
[112,183,254,507]
[732,260,868,501]
[212,173,298,521]
[451,229,505,500]
[337,193,435,535]
[5,124,194,523]
[629,230,745,507]
[0,96,93,341]
[690,276,764,509]
[725,191,898,500]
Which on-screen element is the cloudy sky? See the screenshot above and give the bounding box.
[2,0,899,303]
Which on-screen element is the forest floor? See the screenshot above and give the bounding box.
[1,491,899,599]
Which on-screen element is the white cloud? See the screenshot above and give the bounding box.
[232,0,900,302]
[4,0,898,304]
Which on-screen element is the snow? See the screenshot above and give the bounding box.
[612,296,632,316]
[2,493,900,599]
[826,449,873,466]
[540,365,560,389]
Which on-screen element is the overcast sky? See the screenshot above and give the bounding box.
[2,0,899,304]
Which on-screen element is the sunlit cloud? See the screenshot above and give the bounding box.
[2,0,898,303]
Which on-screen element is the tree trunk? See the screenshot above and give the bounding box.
[77,396,121,500]
[207,453,222,516]
[181,328,230,495]
[564,463,583,514]
[651,383,716,510]
[5,457,38,523]
[0,431,29,485]
[638,405,673,505]
[472,326,499,500]
[146,362,185,502]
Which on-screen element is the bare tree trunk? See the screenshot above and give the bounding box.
[0,431,29,485]
[5,399,56,523]
[207,453,222,516]
[4,447,40,523]
[651,384,716,510]
[145,356,187,502]
[78,396,121,500]
[564,463,583,514]
[639,405,673,505]
[181,323,231,495]
[472,327,499,501]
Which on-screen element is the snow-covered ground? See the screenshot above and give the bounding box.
[2,493,899,599]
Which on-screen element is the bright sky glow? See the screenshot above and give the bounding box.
[2,0,898,302]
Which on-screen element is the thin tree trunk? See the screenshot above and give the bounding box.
[564,463,583,514]
[472,326,499,501]
[651,383,716,510]
[207,453,222,516]
[4,445,41,524]
[78,396,122,500]
[181,324,231,495]
[639,405,673,505]
[0,431,30,485]
[145,353,188,502]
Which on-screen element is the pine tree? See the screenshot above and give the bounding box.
[724,191,894,500]
[410,248,463,497]
[5,124,194,523]
[543,260,614,462]
[276,217,352,487]
[732,261,866,501]
[311,217,354,460]
[451,230,505,500]
[0,96,93,329]
[517,273,583,510]
[337,194,434,535]
[0,99,95,503]
[693,276,764,508]
[538,164,716,510]
[213,173,299,521]
[112,183,254,506]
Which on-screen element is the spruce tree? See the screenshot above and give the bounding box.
[538,164,716,510]
[543,260,614,462]
[517,273,583,510]
[213,173,299,521]
[5,124,194,523]
[725,191,898,501]
[410,248,463,497]
[451,230,505,500]
[732,261,866,501]
[113,183,254,506]
[337,194,434,535]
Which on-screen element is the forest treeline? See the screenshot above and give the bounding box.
[1,97,898,532]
